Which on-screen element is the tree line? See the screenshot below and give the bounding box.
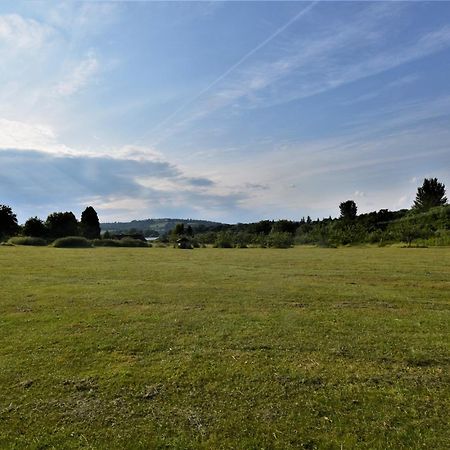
[163,177,449,248]
[0,177,448,247]
[0,206,100,242]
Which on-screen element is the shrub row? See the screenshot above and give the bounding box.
[6,236,150,248]
[8,236,47,246]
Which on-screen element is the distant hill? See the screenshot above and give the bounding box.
[101,218,226,236]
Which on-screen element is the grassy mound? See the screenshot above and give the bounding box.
[8,236,47,246]
[53,236,92,248]
[118,238,149,247]
[91,238,150,248]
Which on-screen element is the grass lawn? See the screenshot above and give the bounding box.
[0,246,449,449]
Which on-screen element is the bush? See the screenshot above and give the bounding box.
[119,238,149,247]
[92,239,121,247]
[265,232,294,248]
[214,239,233,248]
[8,236,47,246]
[92,238,149,247]
[53,236,92,248]
[213,231,235,248]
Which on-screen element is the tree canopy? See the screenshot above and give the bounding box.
[339,200,357,221]
[413,178,447,211]
[23,217,47,238]
[0,204,19,238]
[80,206,101,239]
[46,212,79,238]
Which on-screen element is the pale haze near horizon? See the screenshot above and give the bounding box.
[0,1,449,224]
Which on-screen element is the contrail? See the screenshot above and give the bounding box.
[137,1,318,145]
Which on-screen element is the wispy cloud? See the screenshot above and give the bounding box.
[0,14,54,50]
[141,1,317,144]
[55,50,99,96]
[149,4,450,144]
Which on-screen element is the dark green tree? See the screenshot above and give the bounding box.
[80,206,101,239]
[339,200,357,221]
[173,223,185,236]
[23,217,47,237]
[272,220,299,234]
[46,212,79,238]
[0,204,19,239]
[169,223,185,244]
[413,178,447,211]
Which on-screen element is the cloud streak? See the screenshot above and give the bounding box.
[148,4,450,145]
[141,1,317,144]
[55,50,100,96]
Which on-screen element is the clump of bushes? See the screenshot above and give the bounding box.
[265,232,294,248]
[8,236,47,246]
[92,239,121,247]
[53,236,92,248]
[92,238,149,247]
[118,238,149,247]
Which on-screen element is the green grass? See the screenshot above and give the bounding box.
[0,246,449,449]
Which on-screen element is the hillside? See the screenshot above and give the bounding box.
[101,218,226,236]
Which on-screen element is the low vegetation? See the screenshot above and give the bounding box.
[53,236,93,248]
[0,178,448,249]
[8,236,47,246]
[0,246,448,448]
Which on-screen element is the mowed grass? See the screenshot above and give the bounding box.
[0,246,449,449]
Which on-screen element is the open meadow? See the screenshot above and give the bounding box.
[0,246,449,449]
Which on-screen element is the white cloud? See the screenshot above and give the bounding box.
[0,14,54,50]
[0,118,72,154]
[55,51,99,96]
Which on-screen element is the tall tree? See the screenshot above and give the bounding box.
[172,223,185,236]
[339,200,357,221]
[80,206,101,239]
[0,204,19,239]
[23,217,47,237]
[413,178,447,211]
[46,212,79,238]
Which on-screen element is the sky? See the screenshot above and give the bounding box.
[0,0,449,224]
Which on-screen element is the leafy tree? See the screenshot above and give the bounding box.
[339,200,357,221]
[0,204,19,239]
[23,217,47,238]
[266,232,294,248]
[247,220,273,235]
[169,223,186,243]
[173,223,185,236]
[46,212,79,238]
[413,178,447,211]
[80,206,101,239]
[392,221,427,247]
[271,220,299,234]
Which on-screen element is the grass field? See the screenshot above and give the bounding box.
[0,246,449,449]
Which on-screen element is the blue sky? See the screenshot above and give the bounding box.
[0,1,449,224]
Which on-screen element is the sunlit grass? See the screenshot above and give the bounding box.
[0,246,449,449]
